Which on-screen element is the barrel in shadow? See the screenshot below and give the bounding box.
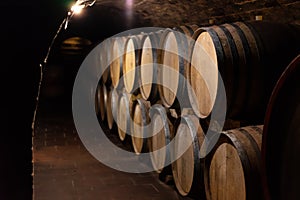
[106,86,119,131]
[100,38,113,86]
[98,82,107,121]
[95,82,101,117]
[173,24,200,38]
[204,125,263,200]
[117,91,135,142]
[171,114,206,199]
[261,54,300,200]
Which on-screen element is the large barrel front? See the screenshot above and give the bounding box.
[188,27,221,119]
[188,21,300,122]
[204,125,263,200]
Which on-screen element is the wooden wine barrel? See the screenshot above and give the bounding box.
[110,36,127,89]
[261,54,300,200]
[139,31,163,103]
[188,21,300,121]
[204,125,263,200]
[123,34,145,94]
[98,82,107,121]
[117,91,134,141]
[172,115,205,198]
[95,83,100,117]
[188,26,223,119]
[158,27,196,110]
[173,24,199,38]
[131,98,150,155]
[148,104,175,173]
[101,38,112,86]
[106,86,119,130]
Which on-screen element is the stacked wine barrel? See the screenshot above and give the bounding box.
[95,21,300,199]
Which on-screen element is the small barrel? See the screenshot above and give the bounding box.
[139,31,163,103]
[131,98,150,154]
[117,91,134,141]
[110,36,127,89]
[204,125,263,200]
[173,24,199,38]
[148,104,175,173]
[123,34,145,94]
[96,82,107,121]
[95,82,100,117]
[172,115,206,198]
[261,54,300,200]
[106,86,119,130]
[158,28,195,110]
[100,38,112,86]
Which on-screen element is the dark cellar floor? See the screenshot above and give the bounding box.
[32,99,194,200]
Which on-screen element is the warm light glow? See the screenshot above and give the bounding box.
[71,4,85,14]
[126,0,133,7]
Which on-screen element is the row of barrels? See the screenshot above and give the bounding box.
[99,20,299,123]
[94,20,300,200]
[96,83,265,199]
